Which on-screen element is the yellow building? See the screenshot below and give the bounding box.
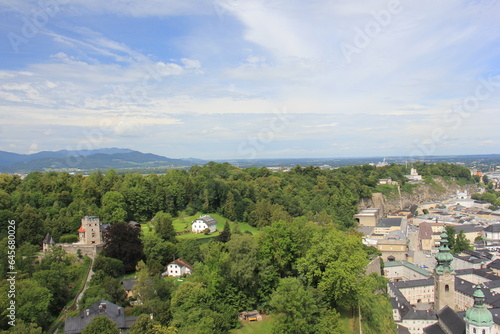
[377,239,408,262]
[355,208,380,227]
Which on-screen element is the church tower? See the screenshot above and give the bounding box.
[465,286,493,334]
[434,229,455,311]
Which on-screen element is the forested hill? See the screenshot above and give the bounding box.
[0,161,475,243]
[0,149,194,172]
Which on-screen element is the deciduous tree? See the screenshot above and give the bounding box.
[81,316,119,334]
[104,222,144,272]
[154,211,176,242]
[297,229,369,310]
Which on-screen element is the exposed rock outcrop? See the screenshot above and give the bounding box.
[359,178,478,214]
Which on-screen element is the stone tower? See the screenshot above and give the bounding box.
[465,286,493,334]
[78,216,103,245]
[42,232,55,252]
[434,229,455,311]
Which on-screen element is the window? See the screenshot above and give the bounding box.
[445,285,449,292]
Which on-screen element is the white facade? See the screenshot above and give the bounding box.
[191,215,217,234]
[484,225,500,246]
[400,318,437,334]
[466,323,492,334]
[167,263,192,277]
[400,286,434,305]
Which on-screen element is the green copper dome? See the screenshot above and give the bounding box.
[435,228,454,274]
[465,286,493,327]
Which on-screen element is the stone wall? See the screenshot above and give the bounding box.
[57,243,103,258]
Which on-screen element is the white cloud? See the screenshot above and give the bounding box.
[2,0,500,157]
[304,123,339,128]
[181,58,201,69]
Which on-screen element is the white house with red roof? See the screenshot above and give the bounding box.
[164,258,193,277]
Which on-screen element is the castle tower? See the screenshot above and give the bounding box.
[434,229,455,311]
[78,216,103,245]
[42,233,55,252]
[465,286,493,334]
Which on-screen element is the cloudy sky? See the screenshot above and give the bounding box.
[0,0,499,160]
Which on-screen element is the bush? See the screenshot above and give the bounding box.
[203,228,211,235]
[59,234,78,243]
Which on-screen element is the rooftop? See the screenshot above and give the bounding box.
[393,277,434,289]
[384,260,432,278]
[193,215,217,226]
[168,258,193,269]
[64,300,138,334]
[121,279,137,291]
[484,224,500,233]
[378,217,403,227]
[419,223,433,240]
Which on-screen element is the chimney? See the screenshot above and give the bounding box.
[118,307,122,315]
[85,309,90,316]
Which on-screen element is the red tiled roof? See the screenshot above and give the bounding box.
[78,226,86,233]
[168,258,193,270]
[419,222,433,240]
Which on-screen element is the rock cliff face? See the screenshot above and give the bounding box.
[358,178,478,214]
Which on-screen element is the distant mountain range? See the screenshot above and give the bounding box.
[2,148,500,173]
[0,148,199,172]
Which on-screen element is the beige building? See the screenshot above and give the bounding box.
[78,216,104,245]
[355,208,380,227]
[419,223,434,251]
[378,239,408,261]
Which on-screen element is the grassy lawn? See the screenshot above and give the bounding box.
[163,275,192,286]
[230,316,274,334]
[121,272,137,280]
[140,222,154,235]
[171,212,260,240]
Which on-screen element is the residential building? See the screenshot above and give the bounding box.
[164,258,193,277]
[64,300,137,334]
[192,215,217,234]
[484,225,500,247]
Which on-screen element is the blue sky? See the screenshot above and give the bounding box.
[0,0,499,160]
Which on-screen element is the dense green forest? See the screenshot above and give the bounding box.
[0,162,474,333]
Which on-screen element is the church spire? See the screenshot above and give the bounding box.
[435,228,454,274]
[434,228,456,311]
